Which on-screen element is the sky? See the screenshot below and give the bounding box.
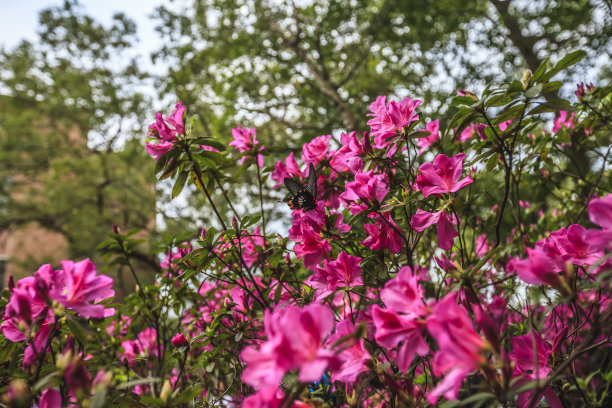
[0,0,163,63]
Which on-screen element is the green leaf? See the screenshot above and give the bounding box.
[172,171,189,198]
[524,83,543,98]
[485,93,512,107]
[538,50,587,83]
[117,378,161,390]
[192,138,227,151]
[531,58,549,83]
[274,281,283,304]
[486,154,498,172]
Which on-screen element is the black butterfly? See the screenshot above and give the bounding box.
[283,163,317,212]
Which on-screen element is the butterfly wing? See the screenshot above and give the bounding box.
[305,163,317,199]
[283,178,304,196]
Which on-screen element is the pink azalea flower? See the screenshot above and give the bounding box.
[301,134,332,166]
[588,193,612,248]
[229,125,264,167]
[39,388,62,408]
[415,153,473,197]
[307,251,363,299]
[509,332,562,408]
[426,293,486,404]
[288,202,327,241]
[145,140,176,162]
[475,234,490,257]
[457,123,475,143]
[417,119,440,155]
[388,97,421,130]
[410,209,458,250]
[552,111,575,133]
[508,248,562,288]
[362,212,404,253]
[555,224,603,266]
[329,131,369,173]
[293,228,332,270]
[380,266,427,316]
[55,259,115,319]
[367,96,421,148]
[240,304,340,387]
[371,305,429,372]
[146,102,185,161]
[476,123,488,140]
[271,152,302,188]
[499,119,512,131]
[325,319,371,382]
[163,101,186,135]
[23,322,53,366]
[242,386,285,408]
[339,170,389,215]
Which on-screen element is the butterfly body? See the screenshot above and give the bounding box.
[283,163,317,212]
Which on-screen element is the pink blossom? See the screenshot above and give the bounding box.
[417,119,440,155]
[371,305,429,372]
[307,251,363,300]
[509,248,562,288]
[293,228,331,270]
[476,123,487,139]
[388,97,421,130]
[499,119,512,131]
[145,140,176,162]
[410,209,458,250]
[552,111,575,133]
[509,332,562,408]
[146,102,185,161]
[555,224,603,265]
[55,259,115,319]
[301,134,332,166]
[361,212,404,253]
[457,123,475,143]
[588,194,612,248]
[172,333,189,348]
[380,266,427,316]
[271,152,302,188]
[288,202,327,241]
[229,125,264,167]
[242,386,285,408]
[240,304,340,387]
[164,101,186,135]
[426,293,486,404]
[325,319,371,382]
[339,170,389,215]
[415,153,473,197]
[329,131,369,173]
[475,234,490,257]
[367,96,421,148]
[39,388,62,408]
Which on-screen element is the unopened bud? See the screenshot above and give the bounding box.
[112,224,119,234]
[160,380,172,402]
[522,70,532,90]
[8,274,15,291]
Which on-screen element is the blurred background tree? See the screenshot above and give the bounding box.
[0,0,158,291]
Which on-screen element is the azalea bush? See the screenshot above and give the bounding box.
[2,51,612,407]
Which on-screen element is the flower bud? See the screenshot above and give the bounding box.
[171,333,189,348]
[522,70,532,90]
[160,380,172,402]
